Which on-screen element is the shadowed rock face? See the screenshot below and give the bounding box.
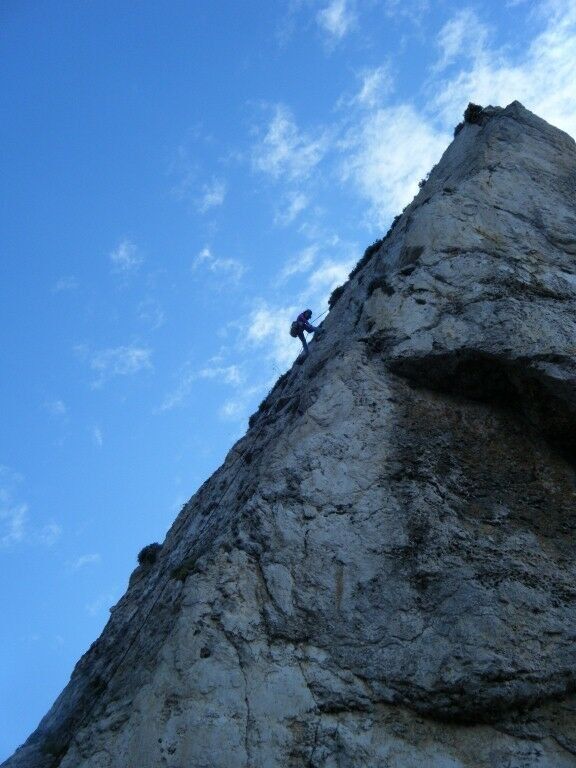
[6,102,576,768]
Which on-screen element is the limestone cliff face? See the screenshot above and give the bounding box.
[6,102,576,768]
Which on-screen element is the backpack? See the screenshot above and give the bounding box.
[289,321,299,338]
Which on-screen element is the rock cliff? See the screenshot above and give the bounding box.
[5,101,576,768]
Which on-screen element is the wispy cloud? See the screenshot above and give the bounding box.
[70,553,101,571]
[45,399,67,417]
[382,0,430,24]
[192,247,245,284]
[109,239,142,274]
[92,425,103,448]
[353,65,395,109]
[36,522,62,547]
[219,399,246,421]
[246,302,299,369]
[434,9,489,72]
[252,104,327,181]
[198,365,243,384]
[274,191,309,226]
[279,245,319,282]
[138,298,165,330]
[168,129,229,211]
[0,466,27,547]
[218,381,269,426]
[169,143,198,202]
[90,347,152,383]
[159,363,243,412]
[1,466,61,548]
[197,178,227,213]
[317,0,356,42]
[52,276,78,293]
[304,258,352,296]
[1,502,26,547]
[77,345,153,387]
[340,104,449,227]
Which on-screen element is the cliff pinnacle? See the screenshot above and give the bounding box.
[5,101,576,768]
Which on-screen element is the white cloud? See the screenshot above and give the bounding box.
[252,104,327,181]
[159,363,243,412]
[192,247,245,284]
[197,178,227,213]
[52,276,78,293]
[159,381,193,413]
[354,65,395,109]
[246,303,300,369]
[305,258,353,296]
[78,345,153,387]
[109,239,142,274]
[71,553,101,571]
[219,400,246,421]
[279,245,319,281]
[434,9,489,72]
[274,191,309,226]
[340,105,449,226]
[317,0,356,41]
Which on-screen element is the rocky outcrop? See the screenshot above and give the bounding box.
[5,102,576,768]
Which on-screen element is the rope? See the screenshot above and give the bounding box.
[312,308,329,324]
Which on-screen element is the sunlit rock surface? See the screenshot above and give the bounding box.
[5,102,576,768]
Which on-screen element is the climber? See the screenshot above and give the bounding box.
[290,309,318,357]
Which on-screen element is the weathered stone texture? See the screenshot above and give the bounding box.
[5,102,576,767]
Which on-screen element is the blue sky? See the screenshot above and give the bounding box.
[1,0,576,758]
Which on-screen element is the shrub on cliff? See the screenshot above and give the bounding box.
[348,238,385,280]
[454,103,484,136]
[137,542,162,566]
[328,284,345,309]
[464,102,484,124]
